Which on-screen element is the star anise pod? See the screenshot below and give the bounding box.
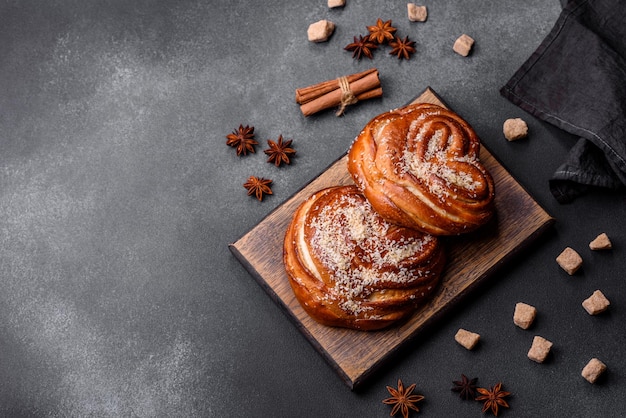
[243,176,272,201]
[451,374,478,400]
[367,18,397,44]
[344,34,378,60]
[475,382,511,416]
[226,124,257,156]
[389,35,416,60]
[382,379,425,418]
[264,135,296,167]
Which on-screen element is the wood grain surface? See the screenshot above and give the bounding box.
[229,87,555,389]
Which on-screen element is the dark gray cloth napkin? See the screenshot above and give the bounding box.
[500,0,626,203]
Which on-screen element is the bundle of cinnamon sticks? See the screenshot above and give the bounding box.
[295,68,383,116]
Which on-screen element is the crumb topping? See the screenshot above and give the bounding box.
[400,117,483,201]
[402,149,482,198]
[305,192,434,315]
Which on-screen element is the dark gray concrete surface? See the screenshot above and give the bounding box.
[1,1,624,416]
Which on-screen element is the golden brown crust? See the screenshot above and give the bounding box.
[283,185,445,331]
[348,103,495,235]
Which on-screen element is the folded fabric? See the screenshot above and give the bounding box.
[501,0,626,203]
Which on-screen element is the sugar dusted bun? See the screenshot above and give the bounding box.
[348,103,495,235]
[283,185,445,331]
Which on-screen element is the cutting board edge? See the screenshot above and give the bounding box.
[228,242,356,388]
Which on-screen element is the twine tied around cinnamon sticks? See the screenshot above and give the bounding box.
[295,68,382,117]
[336,76,358,116]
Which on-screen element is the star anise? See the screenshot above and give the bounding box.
[389,36,416,60]
[243,176,273,201]
[264,135,296,167]
[382,379,425,418]
[226,124,257,156]
[367,18,397,44]
[451,374,478,401]
[475,382,511,416]
[344,35,378,60]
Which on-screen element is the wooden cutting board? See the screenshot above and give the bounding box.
[229,87,554,390]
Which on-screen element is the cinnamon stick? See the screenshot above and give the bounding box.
[296,68,378,104]
[295,68,382,116]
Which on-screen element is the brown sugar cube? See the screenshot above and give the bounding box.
[582,290,610,315]
[581,358,607,383]
[328,0,345,8]
[307,20,335,43]
[556,247,583,275]
[455,328,480,350]
[513,302,537,329]
[453,34,474,57]
[407,4,428,22]
[527,335,553,363]
[589,233,612,250]
[503,118,529,141]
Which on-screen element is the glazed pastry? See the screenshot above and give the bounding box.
[348,103,495,235]
[283,185,445,331]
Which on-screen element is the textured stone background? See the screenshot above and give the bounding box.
[1,1,624,416]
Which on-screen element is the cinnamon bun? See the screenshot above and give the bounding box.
[348,103,495,235]
[283,185,445,331]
